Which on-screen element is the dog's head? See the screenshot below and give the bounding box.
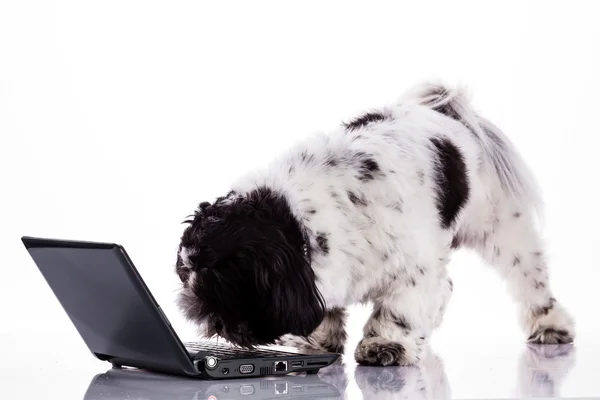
[175,186,324,347]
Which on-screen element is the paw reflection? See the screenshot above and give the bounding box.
[354,349,450,399]
[517,343,575,398]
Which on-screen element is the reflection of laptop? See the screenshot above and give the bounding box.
[83,367,342,400]
[22,236,339,379]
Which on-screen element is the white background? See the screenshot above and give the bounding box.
[1,1,599,398]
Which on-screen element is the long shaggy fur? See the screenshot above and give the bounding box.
[175,81,575,364]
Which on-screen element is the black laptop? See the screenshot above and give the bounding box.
[21,236,339,379]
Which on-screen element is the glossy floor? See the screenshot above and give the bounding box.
[1,332,598,399]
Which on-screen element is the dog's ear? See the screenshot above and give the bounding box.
[261,240,325,338]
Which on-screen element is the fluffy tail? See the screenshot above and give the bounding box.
[403,81,542,215]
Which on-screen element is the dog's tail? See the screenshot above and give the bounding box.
[403,81,542,215]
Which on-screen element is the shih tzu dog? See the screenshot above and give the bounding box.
[175,82,575,366]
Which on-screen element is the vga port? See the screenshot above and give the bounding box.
[239,364,254,374]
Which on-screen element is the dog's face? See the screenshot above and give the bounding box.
[175,187,324,347]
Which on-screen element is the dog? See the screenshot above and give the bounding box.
[174,82,575,366]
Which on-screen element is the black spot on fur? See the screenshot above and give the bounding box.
[513,255,521,266]
[424,86,463,121]
[534,298,556,317]
[533,251,543,257]
[356,154,382,182]
[534,280,546,290]
[417,265,425,275]
[300,150,315,164]
[307,208,317,215]
[388,200,403,212]
[364,329,377,339]
[417,170,425,185]
[381,253,389,261]
[513,212,521,218]
[347,190,368,206]
[344,111,388,131]
[393,314,411,331]
[409,277,416,287]
[316,233,329,254]
[430,137,470,229]
[326,156,338,167]
[450,235,461,249]
[372,307,382,321]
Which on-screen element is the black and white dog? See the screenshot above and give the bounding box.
[175,82,575,366]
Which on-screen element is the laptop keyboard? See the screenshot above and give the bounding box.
[184,341,301,359]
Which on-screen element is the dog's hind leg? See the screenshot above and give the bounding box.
[455,205,575,344]
[276,307,347,354]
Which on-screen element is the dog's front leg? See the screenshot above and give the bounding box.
[355,280,433,366]
[277,307,347,354]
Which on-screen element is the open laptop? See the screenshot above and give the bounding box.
[83,367,342,399]
[21,236,339,379]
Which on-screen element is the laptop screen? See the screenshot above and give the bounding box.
[23,239,195,375]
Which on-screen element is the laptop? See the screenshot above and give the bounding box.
[83,367,342,399]
[21,236,339,379]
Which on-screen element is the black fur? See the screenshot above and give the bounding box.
[326,156,338,167]
[347,190,367,206]
[344,111,388,131]
[392,313,411,332]
[423,86,463,122]
[534,280,546,290]
[355,152,382,182]
[450,235,461,249]
[316,232,330,255]
[176,186,325,348]
[533,298,556,317]
[430,137,470,228]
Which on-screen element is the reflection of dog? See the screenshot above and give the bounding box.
[355,348,450,400]
[352,343,576,399]
[175,81,575,365]
[517,344,576,398]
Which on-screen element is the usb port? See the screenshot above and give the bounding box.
[291,361,304,368]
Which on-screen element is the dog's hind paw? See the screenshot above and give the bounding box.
[528,327,574,344]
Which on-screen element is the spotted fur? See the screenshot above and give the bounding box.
[175,81,575,364]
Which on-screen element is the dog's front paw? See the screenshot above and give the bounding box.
[528,327,573,344]
[276,334,327,354]
[355,337,417,366]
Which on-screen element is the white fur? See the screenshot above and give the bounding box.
[230,82,575,363]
